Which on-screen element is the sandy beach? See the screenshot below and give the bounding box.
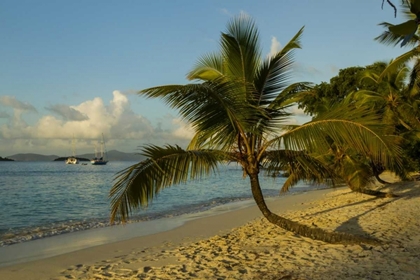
[1,173,420,280]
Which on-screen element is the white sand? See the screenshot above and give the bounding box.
[1,173,420,280]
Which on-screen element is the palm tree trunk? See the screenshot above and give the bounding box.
[249,173,380,245]
[369,161,390,185]
[347,184,397,198]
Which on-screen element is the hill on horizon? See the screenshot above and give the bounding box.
[7,153,59,162]
[7,150,144,162]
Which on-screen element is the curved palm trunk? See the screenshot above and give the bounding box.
[249,173,380,245]
[347,184,397,198]
[373,174,390,185]
[369,161,390,185]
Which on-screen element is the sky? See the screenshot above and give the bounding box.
[0,0,410,156]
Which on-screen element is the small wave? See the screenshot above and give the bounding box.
[0,195,256,246]
[0,185,326,247]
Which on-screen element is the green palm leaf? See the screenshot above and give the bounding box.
[187,53,224,81]
[379,47,420,80]
[333,152,375,191]
[261,150,336,193]
[353,90,387,105]
[110,145,228,222]
[408,58,420,93]
[140,81,261,151]
[375,22,419,47]
[221,13,261,81]
[253,27,305,107]
[267,106,402,171]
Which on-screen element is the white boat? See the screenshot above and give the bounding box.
[65,157,79,164]
[66,135,79,164]
[91,134,108,165]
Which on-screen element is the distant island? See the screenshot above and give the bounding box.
[0,156,14,161]
[6,150,145,162]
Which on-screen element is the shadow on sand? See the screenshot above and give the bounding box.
[310,180,420,240]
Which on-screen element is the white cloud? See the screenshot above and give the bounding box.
[268,36,281,58]
[289,105,308,117]
[0,91,194,155]
[283,105,311,125]
[45,104,89,121]
[171,118,195,140]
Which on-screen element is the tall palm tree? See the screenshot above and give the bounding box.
[110,14,402,244]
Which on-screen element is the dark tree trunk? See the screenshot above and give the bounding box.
[369,161,390,185]
[374,173,390,185]
[249,173,380,245]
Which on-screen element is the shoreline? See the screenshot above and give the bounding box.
[0,185,325,248]
[0,188,335,279]
[1,173,419,279]
[0,161,320,248]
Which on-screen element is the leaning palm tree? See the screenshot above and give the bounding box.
[110,14,403,244]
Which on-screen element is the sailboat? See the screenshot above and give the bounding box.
[65,135,79,164]
[91,134,108,165]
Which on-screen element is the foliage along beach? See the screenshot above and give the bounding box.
[3,1,420,279]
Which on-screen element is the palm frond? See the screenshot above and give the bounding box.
[408,57,420,92]
[360,71,380,83]
[375,22,419,47]
[402,0,417,19]
[265,105,403,172]
[394,65,410,88]
[250,82,313,136]
[221,14,261,81]
[261,149,336,193]
[268,82,313,110]
[139,81,260,151]
[110,145,228,222]
[253,27,305,106]
[353,90,386,105]
[335,154,375,191]
[379,47,420,80]
[187,53,224,81]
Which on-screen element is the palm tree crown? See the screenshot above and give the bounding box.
[110,14,402,244]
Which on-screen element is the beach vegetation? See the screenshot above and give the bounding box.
[297,62,388,117]
[109,14,403,244]
[298,60,420,194]
[376,1,420,170]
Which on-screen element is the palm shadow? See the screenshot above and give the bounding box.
[306,181,420,239]
[309,180,420,217]
[333,181,420,238]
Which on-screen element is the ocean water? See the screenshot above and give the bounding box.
[0,161,321,247]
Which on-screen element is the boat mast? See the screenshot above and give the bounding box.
[101,133,107,159]
[72,134,77,157]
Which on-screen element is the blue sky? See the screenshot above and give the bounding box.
[0,0,409,156]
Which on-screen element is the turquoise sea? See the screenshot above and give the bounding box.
[0,161,321,247]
